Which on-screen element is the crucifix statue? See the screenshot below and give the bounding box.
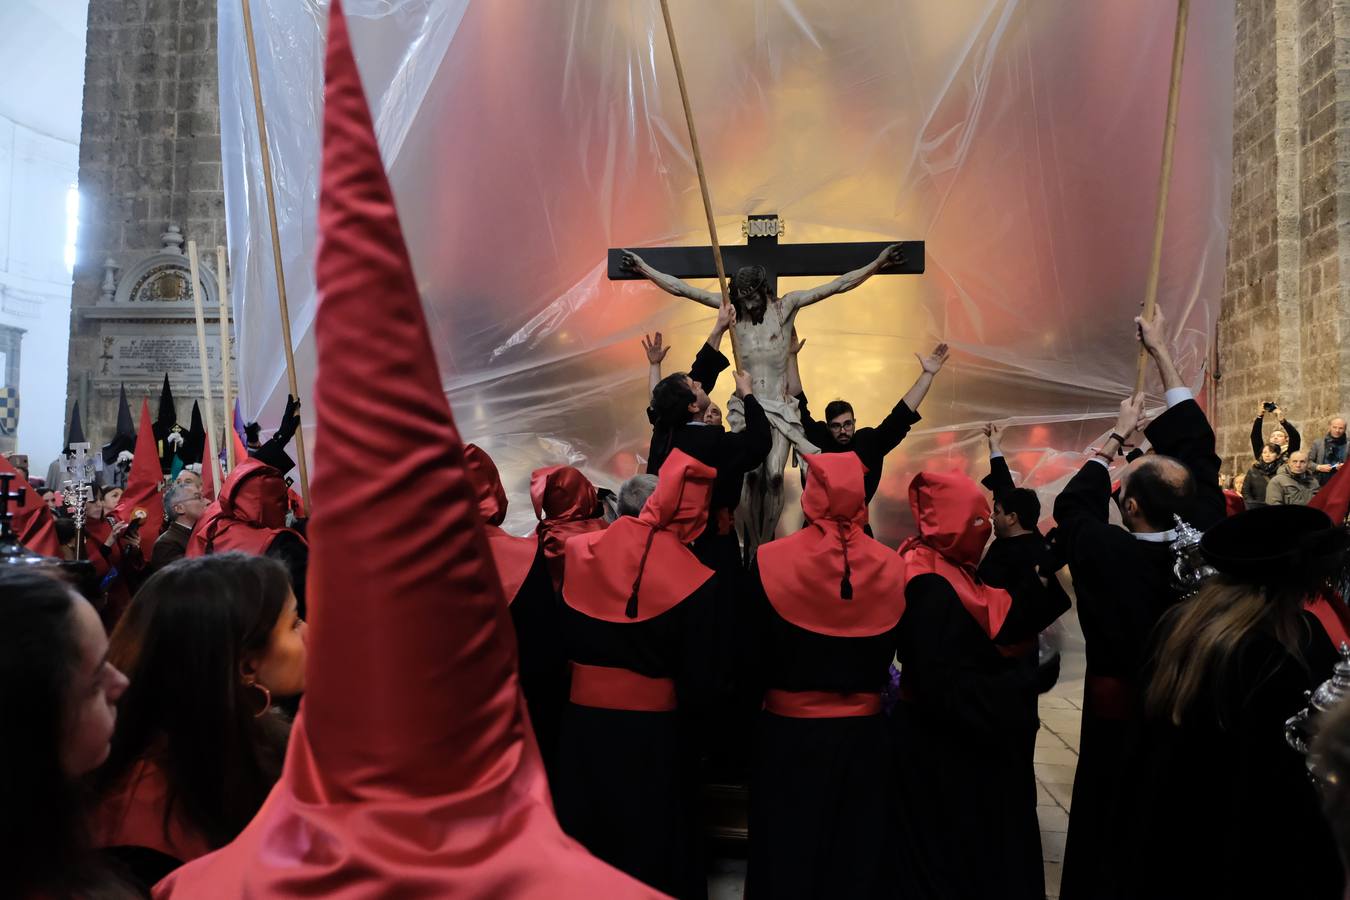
[611,215,924,549]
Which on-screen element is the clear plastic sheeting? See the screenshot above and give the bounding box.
[219,0,1234,545]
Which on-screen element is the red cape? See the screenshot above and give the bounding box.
[563,449,714,622]
[0,452,57,556]
[1311,462,1350,524]
[186,457,303,558]
[531,464,607,590]
[464,443,536,604]
[899,470,1012,640]
[759,454,907,637]
[154,4,660,896]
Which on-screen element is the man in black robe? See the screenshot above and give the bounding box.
[791,338,949,508]
[1052,307,1225,900]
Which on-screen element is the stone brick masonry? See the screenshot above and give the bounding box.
[67,0,225,441]
[1217,0,1350,476]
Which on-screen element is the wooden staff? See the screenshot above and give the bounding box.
[188,241,225,488]
[216,245,236,472]
[1134,0,1190,395]
[658,0,741,368]
[240,0,310,506]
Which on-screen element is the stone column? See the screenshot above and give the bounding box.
[68,0,225,444]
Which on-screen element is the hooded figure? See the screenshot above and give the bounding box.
[532,464,607,590]
[891,471,1051,900]
[745,453,907,899]
[185,458,308,612]
[100,385,137,486]
[466,443,566,777]
[555,449,722,899]
[153,4,659,895]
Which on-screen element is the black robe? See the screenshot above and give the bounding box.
[508,548,568,783]
[1118,611,1342,899]
[554,578,725,900]
[891,571,1047,900]
[797,390,920,504]
[1052,399,1225,899]
[743,561,900,900]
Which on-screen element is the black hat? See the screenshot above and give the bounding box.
[1200,505,1348,584]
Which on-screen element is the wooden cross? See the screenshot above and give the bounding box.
[607,214,924,296]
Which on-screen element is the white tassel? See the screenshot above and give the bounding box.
[117,450,134,465]
[167,431,184,448]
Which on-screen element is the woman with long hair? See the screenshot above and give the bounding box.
[88,553,306,891]
[0,568,132,899]
[1123,504,1346,898]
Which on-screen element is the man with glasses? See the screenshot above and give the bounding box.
[792,338,949,515]
[148,481,207,572]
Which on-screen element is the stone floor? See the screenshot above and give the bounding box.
[710,610,1088,900]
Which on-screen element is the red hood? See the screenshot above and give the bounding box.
[216,458,289,529]
[465,443,509,526]
[1311,463,1350,525]
[758,454,906,637]
[531,465,598,522]
[563,450,714,622]
[637,449,714,545]
[907,470,992,568]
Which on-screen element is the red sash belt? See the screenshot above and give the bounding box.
[714,507,735,536]
[1084,674,1136,722]
[763,689,882,719]
[569,663,677,712]
[997,638,1037,660]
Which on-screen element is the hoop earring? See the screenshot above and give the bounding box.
[245,680,272,717]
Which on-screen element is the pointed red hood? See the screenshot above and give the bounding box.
[185,457,297,559]
[563,449,714,622]
[532,464,606,590]
[156,3,657,895]
[899,471,1011,640]
[759,454,907,636]
[0,453,57,557]
[465,443,537,604]
[113,400,165,550]
[465,443,510,526]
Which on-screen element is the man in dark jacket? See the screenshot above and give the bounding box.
[147,481,206,573]
[1308,417,1348,486]
[1266,451,1320,506]
[1053,306,1225,900]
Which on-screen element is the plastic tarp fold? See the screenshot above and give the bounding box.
[219,0,1233,544]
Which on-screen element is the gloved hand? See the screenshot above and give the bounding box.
[274,395,302,445]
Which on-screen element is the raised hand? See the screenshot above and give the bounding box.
[917,343,950,375]
[879,243,906,268]
[716,300,737,333]
[1135,306,1169,356]
[983,422,1003,453]
[1114,394,1146,440]
[733,369,754,397]
[642,333,670,365]
[789,328,806,356]
[620,250,645,273]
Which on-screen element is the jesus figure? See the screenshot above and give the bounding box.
[622,243,905,549]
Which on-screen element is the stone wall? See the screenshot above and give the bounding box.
[1217,0,1350,475]
[68,0,224,444]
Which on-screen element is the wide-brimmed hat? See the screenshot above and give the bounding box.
[1200,504,1348,584]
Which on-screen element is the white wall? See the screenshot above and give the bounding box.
[0,115,79,469]
[0,0,87,471]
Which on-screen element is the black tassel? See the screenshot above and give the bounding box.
[625,527,661,619]
[838,522,854,601]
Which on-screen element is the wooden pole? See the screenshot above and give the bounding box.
[240,0,310,506]
[658,0,741,369]
[1135,0,1190,395]
[216,245,236,473]
[187,241,225,489]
